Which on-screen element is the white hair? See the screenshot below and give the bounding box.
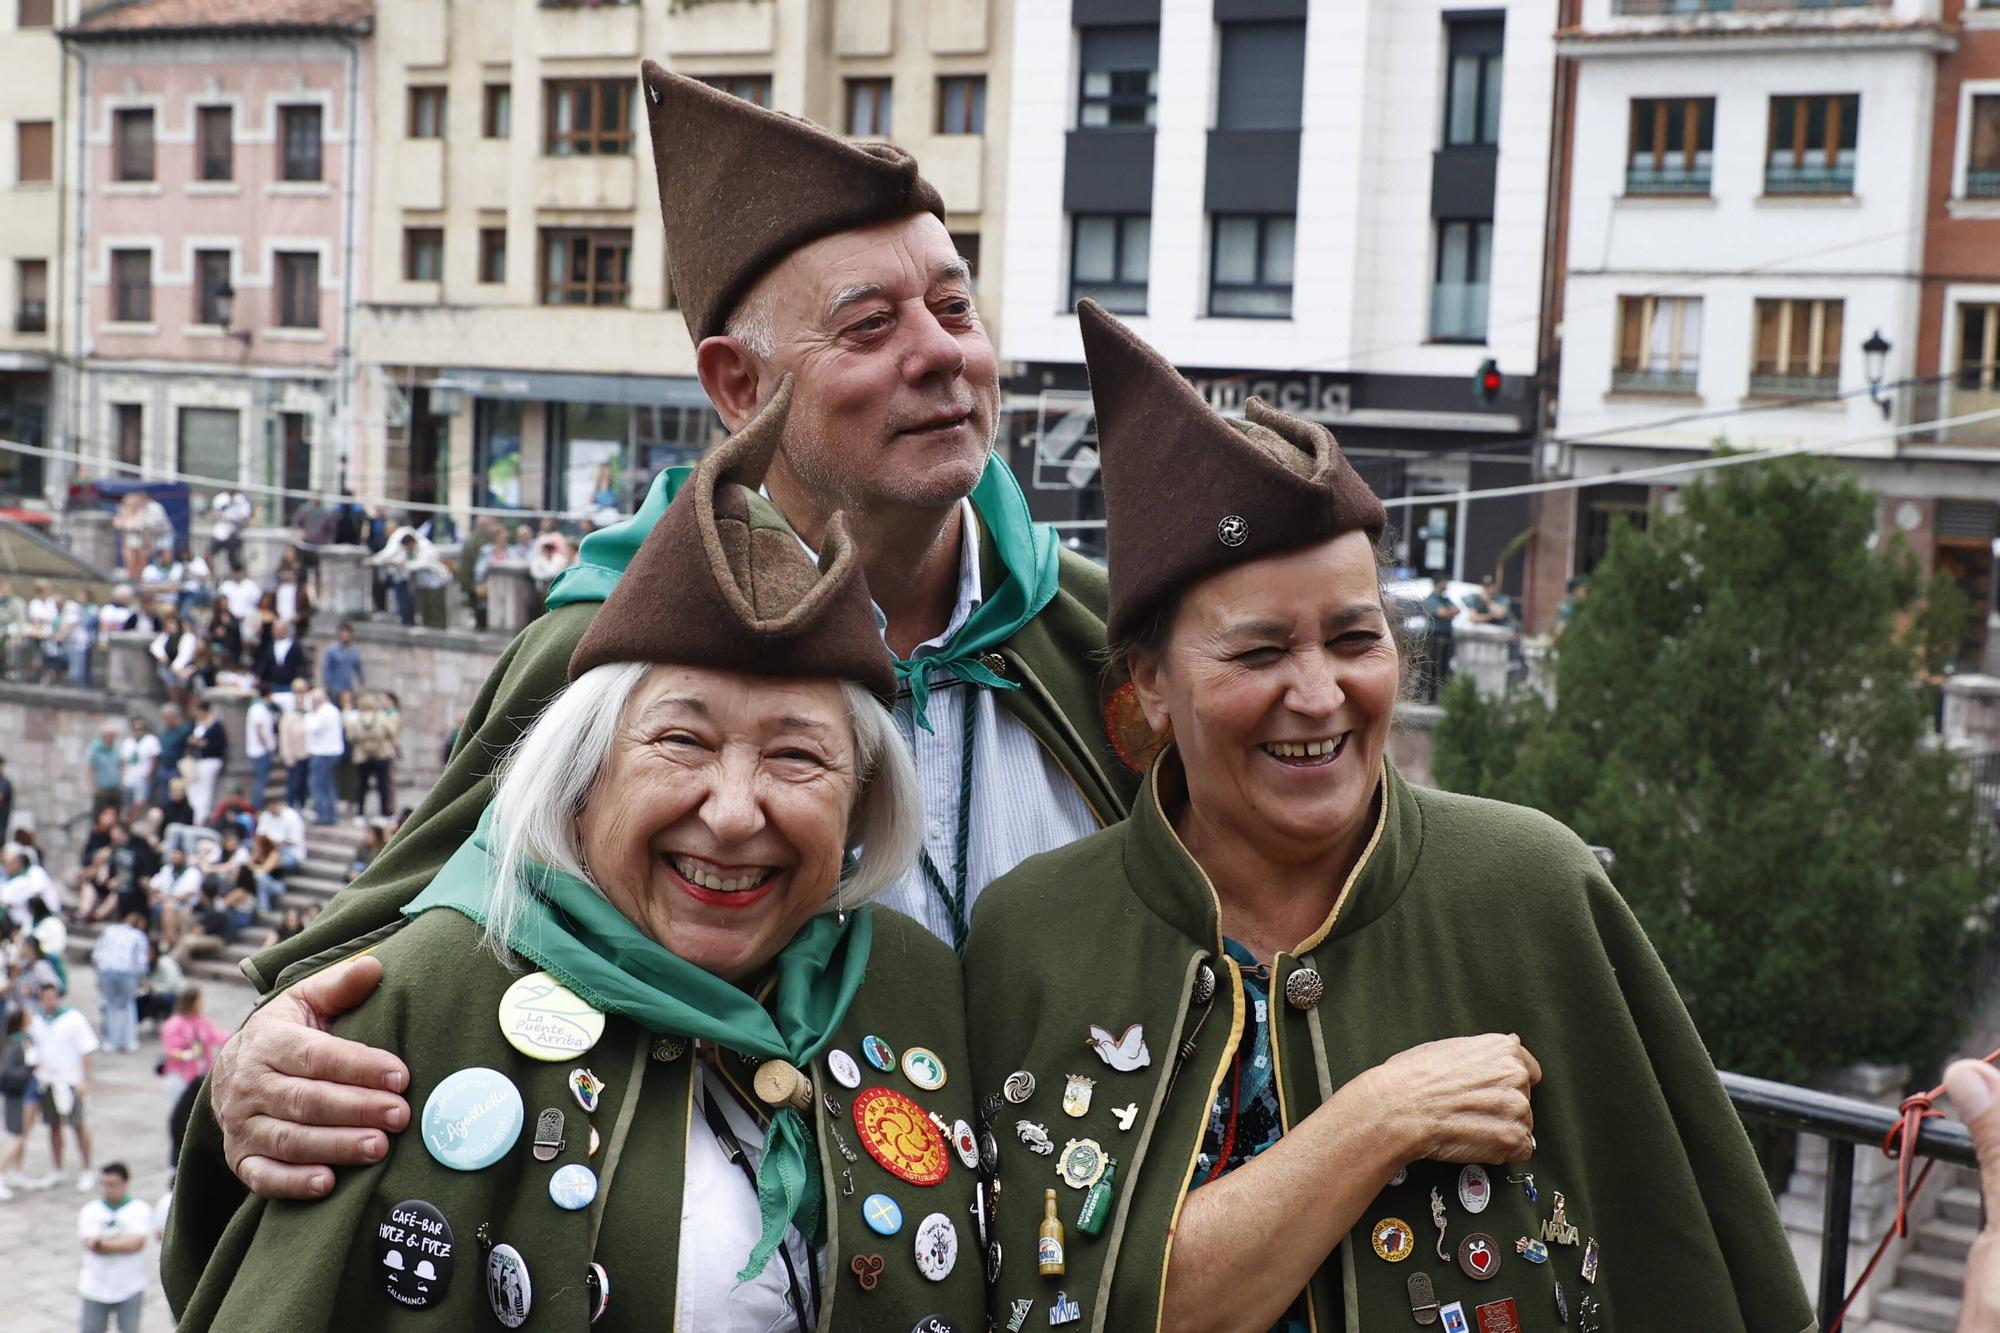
[482,662,921,965]
[723,285,777,359]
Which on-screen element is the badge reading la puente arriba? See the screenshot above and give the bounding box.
[497,972,606,1061]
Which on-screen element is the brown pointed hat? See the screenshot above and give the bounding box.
[1077,299,1389,644]
[567,376,894,700]
[640,60,946,345]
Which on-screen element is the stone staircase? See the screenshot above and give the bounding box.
[1864,1174,1979,1333]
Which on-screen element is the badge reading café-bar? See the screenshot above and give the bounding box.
[497,971,606,1061]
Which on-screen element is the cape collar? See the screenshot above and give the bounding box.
[1118,747,1425,955]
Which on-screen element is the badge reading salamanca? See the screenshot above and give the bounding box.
[1370,1217,1414,1262]
[852,1086,951,1187]
[376,1200,455,1309]
[497,971,605,1061]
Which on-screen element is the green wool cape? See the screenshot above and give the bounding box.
[246,520,1137,993]
[963,753,1816,1333]
[162,905,990,1331]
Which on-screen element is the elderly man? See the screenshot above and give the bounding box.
[173,65,1141,1229]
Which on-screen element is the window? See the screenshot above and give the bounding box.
[1970,95,2000,200]
[405,228,443,282]
[479,228,507,284]
[14,259,45,333]
[279,105,323,181]
[1626,98,1713,196]
[1444,18,1504,148]
[541,228,631,306]
[483,84,512,139]
[111,249,151,323]
[196,105,233,181]
[277,252,319,328]
[194,250,230,326]
[177,407,240,485]
[15,121,49,184]
[17,0,52,29]
[1956,304,2000,394]
[114,108,155,182]
[937,75,986,135]
[1752,297,1844,395]
[695,74,772,108]
[846,79,892,137]
[1615,296,1702,394]
[949,230,980,280]
[1210,215,1294,318]
[408,85,447,139]
[1079,26,1158,128]
[114,404,142,469]
[1216,22,1306,132]
[1431,220,1491,342]
[545,79,633,156]
[1766,94,1859,195]
[1070,213,1149,313]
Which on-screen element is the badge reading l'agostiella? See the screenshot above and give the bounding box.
[497,971,605,1061]
[420,1068,524,1171]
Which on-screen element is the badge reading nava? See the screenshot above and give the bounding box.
[497,971,605,1061]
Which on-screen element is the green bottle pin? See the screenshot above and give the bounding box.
[1076,1156,1120,1237]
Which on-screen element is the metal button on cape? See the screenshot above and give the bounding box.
[1285,966,1325,1010]
[496,971,605,1061]
[549,1163,599,1210]
[828,1048,862,1089]
[486,1243,532,1328]
[376,1200,455,1309]
[420,1068,524,1171]
[863,1193,904,1236]
[586,1261,610,1323]
[913,1212,959,1281]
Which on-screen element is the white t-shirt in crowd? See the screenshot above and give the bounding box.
[220,576,262,623]
[29,1006,99,1088]
[77,1194,153,1304]
[276,581,302,626]
[211,490,253,541]
[256,806,307,862]
[305,702,346,757]
[26,596,58,632]
[245,699,276,759]
[117,734,158,791]
[2,863,56,930]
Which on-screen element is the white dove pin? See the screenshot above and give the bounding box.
[1085,1023,1150,1072]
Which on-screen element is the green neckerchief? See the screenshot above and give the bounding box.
[546,453,1062,730]
[404,810,873,1283]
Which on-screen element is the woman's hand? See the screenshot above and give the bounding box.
[1349,1033,1542,1167]
[1945,1060,2000,1332]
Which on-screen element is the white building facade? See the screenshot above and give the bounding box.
[998,0,1559,589]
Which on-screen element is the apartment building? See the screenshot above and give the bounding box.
[1540,0,1958,634]
[0,0,78,502]
[59,0,372,518]
[996,0,1558,592]
[354,0,1009,530]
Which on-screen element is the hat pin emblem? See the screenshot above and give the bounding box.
[1217,515,1250,548]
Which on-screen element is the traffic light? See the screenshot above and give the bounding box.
[1474,358,1503,403]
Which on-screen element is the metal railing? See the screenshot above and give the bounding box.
[1616,0,1886,13]
[1612,366,1699,395]
[1625,164,1713,195]
[1765,163,1857,195]
[1748,371,1841,399]
[1969,169,2000,200]
[1723,1070,1978,1326]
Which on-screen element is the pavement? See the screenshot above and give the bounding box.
[0,967,253,1333]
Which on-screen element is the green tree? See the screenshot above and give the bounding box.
[1435,458,1989,1084]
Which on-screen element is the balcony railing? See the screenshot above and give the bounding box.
[1625,165,1712,196]
[1723,1070,1977,1326]
[1969,169,2000,200]
[1429,281,1490,344]
[1615,0,1886,13]
[1612,366,1699,395]
[1765,163,1856,195]
[1899,382,2000,450]
[1749,371,1841,398]
[14,303,46,334]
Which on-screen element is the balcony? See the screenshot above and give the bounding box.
[1764,162,1855,196]
[1969,169,2000,200]
[1898,382,2000,451]
[1429,281,1490,344]
[1748,371,1840,398]
[14,303,46,335]
[1614,0,1884,12]
[1612,366,1698,395]
[1625,164,1712,196]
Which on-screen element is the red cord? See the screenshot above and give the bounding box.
[1205,1050,1244,1187]
[1826,1045,2000,1332]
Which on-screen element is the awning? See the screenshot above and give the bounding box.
[427,369,712,410]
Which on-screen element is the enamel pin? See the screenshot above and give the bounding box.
[1581,1237,1600,1283]
[569,1068,605,1113]
[1440,1301,1469,1333]
[1057,1138,1107,1190]
[1003,1071,1036,1103]
[1457,1164,1491,1214]
[1474,1298,1522,1333]
[1457,1233,1499,1281]
[1113,1103,1138,1131]
[902,1047,947,1091]
[1006,1298,1033,1331]
[1062,1074,1095,1118]
[1085,1023,1150,1071]
[1370,1217,1414,1262]
[849,1253,884,1292]
[1507,1171,1537,1202]
[1540,1191,1580,1248]
[1514,1237,1548,1263]
[1049,1291,1081,1325]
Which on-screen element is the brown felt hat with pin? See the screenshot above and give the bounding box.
[567,375,895,700]
[640,60,947,345]
[1077,299,1388,644]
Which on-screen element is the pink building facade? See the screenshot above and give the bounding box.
[64,2,371,518]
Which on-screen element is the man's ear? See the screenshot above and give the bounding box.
[696,337,764,432]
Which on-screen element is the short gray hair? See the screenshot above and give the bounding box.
[723,285,776,359]
[482,662,921,964]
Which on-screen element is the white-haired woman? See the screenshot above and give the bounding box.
[164,384,992,1331]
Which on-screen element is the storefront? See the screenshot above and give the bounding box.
[0,359,51,502]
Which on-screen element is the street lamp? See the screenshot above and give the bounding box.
[215,281,252,346]
[1862,329,1892,420]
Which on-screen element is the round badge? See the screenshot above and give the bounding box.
[498,971,606,1061]
[912,1318,962,1333]
[978,1128,999,1172]
[1002,1071,1035,1103]
[1057,1138,1106,1191]
[1458,1164,1492,1214]
[912,1212,959,1282]
[1389,1166,1408,1186]
[828,1049,863,1089]
[852,1086,951,1187]
[1370,1217,1414,1263]
[862,1192,905,1236]
[861,1035,896,1071]
[951,1119,979,1170]
[586,1262,610,1323]
[549,1163,599,1211]
[1458,1231,1501,1281]
[902,1047,947,1091]
[486,1243,532,1328]
[376,1200,455,1309]
[420,1068,524,1172]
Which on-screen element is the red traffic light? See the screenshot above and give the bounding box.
[1474,358,1502,403]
